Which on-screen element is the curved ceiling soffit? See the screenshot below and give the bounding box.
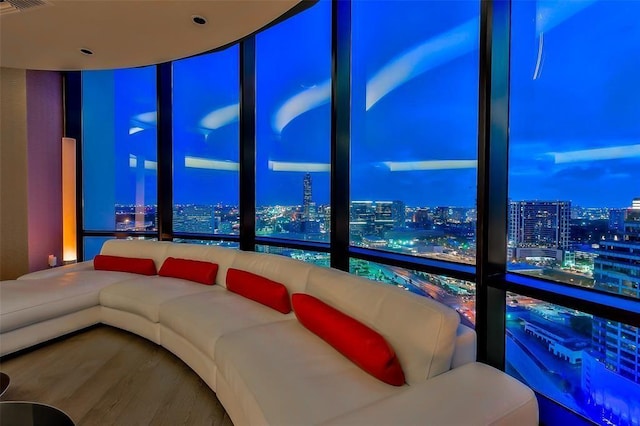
[0,0,316,71]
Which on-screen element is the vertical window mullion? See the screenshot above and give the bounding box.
[157,62,173,241]
[331,0,351,271]
[240,37,257,251]
[475,0,511,368]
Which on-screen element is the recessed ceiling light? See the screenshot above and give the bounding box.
[80,48,93,56]
[192,15,207,25]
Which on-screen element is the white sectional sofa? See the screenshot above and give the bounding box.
[0,240,538,425]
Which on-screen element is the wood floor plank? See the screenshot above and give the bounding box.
[0,326,231,426]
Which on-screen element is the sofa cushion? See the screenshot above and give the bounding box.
[164,243,238,286]
[227,251,312,294]
[17,260,95,280]
[94,255,157,276]
[226,268,291,314]
[0,271,138,333]
[292,293,405,386]
[159,290,294,359]
[306,267,460,384]
[159,257,218,285]
[215,321,401,426]
[100,239,171,272]
[100,276,217,322]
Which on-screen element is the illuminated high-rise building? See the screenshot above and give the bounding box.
[583,199,640,422]
[303,173,312,220]
[173,204,214,233]
[508,200,571,262]
[594,198,640,298]
[374,201,394,236]
[350,201,375,237]
[608,208,626,234]
[413,208,432,229]
[391,200,406,228]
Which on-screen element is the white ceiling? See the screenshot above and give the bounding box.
[0,0,310,71]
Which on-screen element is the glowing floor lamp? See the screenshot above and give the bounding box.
[62,137,77,264]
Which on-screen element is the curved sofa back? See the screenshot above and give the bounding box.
[228,251,313,295]
[100,239,171,272]
[164,243,238,287]
[306,267,460,384]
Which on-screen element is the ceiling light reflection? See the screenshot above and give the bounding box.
[550,144,640,164]
[199,104,239,130]
[268,161,330,172]
[383,160,477,171]
[273,80,331,133]
[185,156,239,171]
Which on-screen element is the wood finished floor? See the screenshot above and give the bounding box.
[0,326,233,426]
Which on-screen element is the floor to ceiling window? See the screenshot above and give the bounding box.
[508,1,640,423]
[172,47,240,236]
[254,0,331,243]
[508,0,640,298]
[82,67,158,233]
[350,0,480,266]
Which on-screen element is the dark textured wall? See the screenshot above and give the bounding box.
[0,68,29,279]
[26,70,63,272]
[0,68,63,279]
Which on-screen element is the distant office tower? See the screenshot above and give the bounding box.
[350,201,375,237]
[173,204,214,233]
[303,173,313,220]
[300,173,319,234]
[508,200,571,262]
[594,198,640,298]
[608,208,626,234]
[374,201,395,237]
[391,200,406,228]
[583,198,640,421]
[412,208,432,229]
[434,206,450,224]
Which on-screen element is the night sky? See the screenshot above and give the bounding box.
[85,0,640,210]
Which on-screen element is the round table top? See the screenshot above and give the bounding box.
[0,373,9,398]
[0,401,74,426]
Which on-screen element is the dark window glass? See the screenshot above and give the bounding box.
[255,0,331,243]
[82,68,157,231]
[506,294,640,425]
[83,237,114,260]
[255,245,330,268]
[83,236,157,260]
[508,1,640,299]
[173,47,240,235]
[350,1,480,265]
[349,259,475,328]
[173,239,239,249]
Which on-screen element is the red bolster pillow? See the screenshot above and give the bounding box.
[159,257,219,285]
[292,293,405,386]
[226,268,291,314]
[94,254,157,276]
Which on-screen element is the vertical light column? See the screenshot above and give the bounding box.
[62,137,77,263]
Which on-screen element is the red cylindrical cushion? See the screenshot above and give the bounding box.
[94,254,157,276]
[292,293,405,386]
[226,268,291,314]
[159,257,219,285]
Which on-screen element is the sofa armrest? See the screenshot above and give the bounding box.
[319,362,538,426]
[451,323,477,368]
[17,260,95,280]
